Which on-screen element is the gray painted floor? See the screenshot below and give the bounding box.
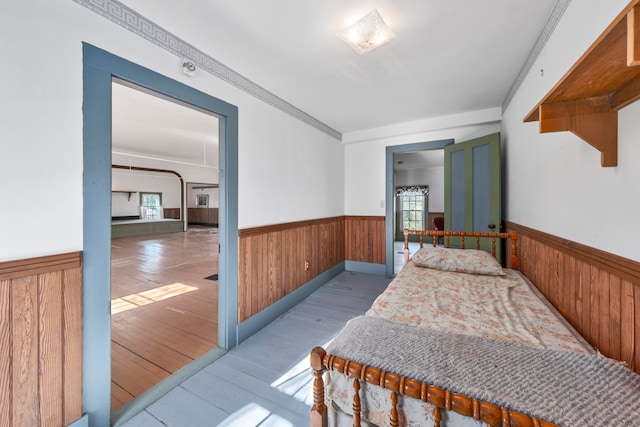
[117,271,391,427]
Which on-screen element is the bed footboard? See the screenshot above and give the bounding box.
[310,347,328,427]
[310,346,557,427]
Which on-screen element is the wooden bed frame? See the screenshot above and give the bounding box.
[402,229,519,269]
[309,230,558,427]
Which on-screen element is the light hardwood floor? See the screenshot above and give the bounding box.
[111,226,219,411]
[116,270,391,426]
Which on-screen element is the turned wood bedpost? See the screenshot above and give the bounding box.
[353,379,362,426]
[432,406,442,427]
[310,347,328,427]
[390,391,399,427]
[403,229,410,263]
[510,233,519,270]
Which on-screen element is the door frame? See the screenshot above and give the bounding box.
[385,139,454,276]
[82,43,238,426]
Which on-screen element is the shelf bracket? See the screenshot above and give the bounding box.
[524,0,640,168]
[538,97,618,167]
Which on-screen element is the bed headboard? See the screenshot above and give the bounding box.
[403,229,519,270]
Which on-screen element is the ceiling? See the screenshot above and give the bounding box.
[111,1,560,169]
[118,0,559,136]
[112,80,220,169]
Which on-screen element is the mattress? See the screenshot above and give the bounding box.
[326,258,593,427]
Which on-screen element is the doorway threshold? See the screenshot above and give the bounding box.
[111,346,227,426]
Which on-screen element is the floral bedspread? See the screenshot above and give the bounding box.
[367,261,590,353]
[326,261,593,427]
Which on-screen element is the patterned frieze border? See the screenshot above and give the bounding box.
[73,0,342,141]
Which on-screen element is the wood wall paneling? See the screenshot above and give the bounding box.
[239,216,384,323]
[505,221,640,374]
[0,280,11,427]
[188,207,219,225]
[62,267,83,424]
[163,207,181,219]
[38,272,63,426]
[0,252,83,427]
[238,217,348,322]
[344,216,385,265]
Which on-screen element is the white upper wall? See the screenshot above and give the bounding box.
[502,0,639,261]
[344,108,501,216]
[0,0,343,261]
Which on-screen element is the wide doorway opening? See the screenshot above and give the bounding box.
[385,139,454,276]
[110,80,220,412]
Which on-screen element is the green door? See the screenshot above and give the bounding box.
[444,133,501,258]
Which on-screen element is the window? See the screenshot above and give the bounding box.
[140,192,162,219]
[395,186,429,236]
[400,194,425,230]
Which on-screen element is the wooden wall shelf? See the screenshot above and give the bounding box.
[524,0,640,167]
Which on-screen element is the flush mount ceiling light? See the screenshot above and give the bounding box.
[337,9,396,55]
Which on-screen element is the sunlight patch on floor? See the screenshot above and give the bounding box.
[218,403,295,427]
[270,338,335,405]
[111,282,198,314]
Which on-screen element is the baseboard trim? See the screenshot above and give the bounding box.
[345,261,387,276]
[66,414,89,427]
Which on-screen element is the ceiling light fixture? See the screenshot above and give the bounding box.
[337,9,396,55]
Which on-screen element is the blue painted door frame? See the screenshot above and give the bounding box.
[82,43,238,426]
[385,139,454,276]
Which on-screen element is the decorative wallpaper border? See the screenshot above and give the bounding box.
[502,0,572,110]
[73,0,342,141]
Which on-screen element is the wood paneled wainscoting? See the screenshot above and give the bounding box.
[238,217,346,322]
[238,216,387,323]
[163,207,181,219]
[188,207,219,226]
[0,252,83,427]
[345,215,386,264]
[505,221,640,375]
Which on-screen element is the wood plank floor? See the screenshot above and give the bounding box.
[111,226,219,411]
[117,271,392,426]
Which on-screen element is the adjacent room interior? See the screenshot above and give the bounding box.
[392,148,445,274]
[109,81,221,411]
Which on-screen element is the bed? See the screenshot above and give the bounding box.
[310,229,640,427]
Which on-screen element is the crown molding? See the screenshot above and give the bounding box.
[73,0,342,141]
